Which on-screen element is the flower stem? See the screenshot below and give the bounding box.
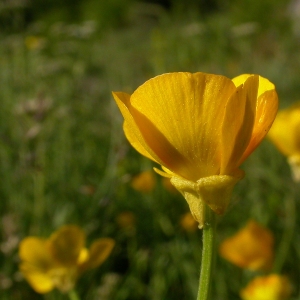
[68,289,81,300]
[197,206,217,300]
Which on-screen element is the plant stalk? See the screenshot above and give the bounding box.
[197,206,217,300]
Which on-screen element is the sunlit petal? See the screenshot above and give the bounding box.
[221,75,258,174]
[233,74,275,97]
[240,89,278,163]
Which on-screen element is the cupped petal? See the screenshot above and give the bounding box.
[130,72,237,181]
[221,75,258,174]
[79,238,115,271]
[47,225,85,267]
[240,89,278,164]
[268,102,300,156]
[232,74,278,164]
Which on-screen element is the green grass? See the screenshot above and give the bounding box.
[1,1,300,299]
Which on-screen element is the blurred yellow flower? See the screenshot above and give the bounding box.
[131,170,156,193]
[116,211,136,229]
[25,36,45,50]
[240,274,292,300]
[113,72,278,227]
[19,225,115,294]
[268,102,300,181]
[180,212,198,232]
[219,220,274,271]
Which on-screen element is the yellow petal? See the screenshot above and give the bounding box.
[232,74,275,97]
[19,262,54,293]
[112,92,161,164]
[268,102,300,156]
[232,74,278,164]
[19,237,54,270]
[80,238,115,271]
[241,89,278,163]
[129,72,236,181]
[48,225,85,266]
[221,75,258,174]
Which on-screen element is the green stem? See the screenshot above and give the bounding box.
[68,289,81,300]
[197,206,217,300]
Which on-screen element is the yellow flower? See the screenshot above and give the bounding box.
[113,72,278,227]
[19,225,115,294]
[268,102,300,181]
[131,170,156,193]
[219,220,274,271]
[240,274,292,300]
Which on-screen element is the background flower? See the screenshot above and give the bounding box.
[240,274,292,300]
[19,225,115,294]
[219,220,274,271]
[268,102,300,181]
[131,170,156,193]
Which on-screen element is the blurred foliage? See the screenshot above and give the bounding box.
[0,0,300,299]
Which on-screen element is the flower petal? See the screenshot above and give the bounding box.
[232,74,275,97]
[19,237,54,270]
[232,74,278,164]
[20,262,54,293]
[80,238,115,271]
[130,72,237,181]
[240,89,278,163]
[221,75,258,174]
[48,225,85,266]
[19,237,55,293]
[112,92,161,164]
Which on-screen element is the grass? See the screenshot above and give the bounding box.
[0,1,300,299]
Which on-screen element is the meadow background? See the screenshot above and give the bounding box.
[0,0,300,299]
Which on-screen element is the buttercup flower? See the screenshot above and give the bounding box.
[240,274,292,300]
[268,102,300,181]
[19,225,115,294]
[219,220,274,271]
[113,72,278,227]
[131,170,156,193]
